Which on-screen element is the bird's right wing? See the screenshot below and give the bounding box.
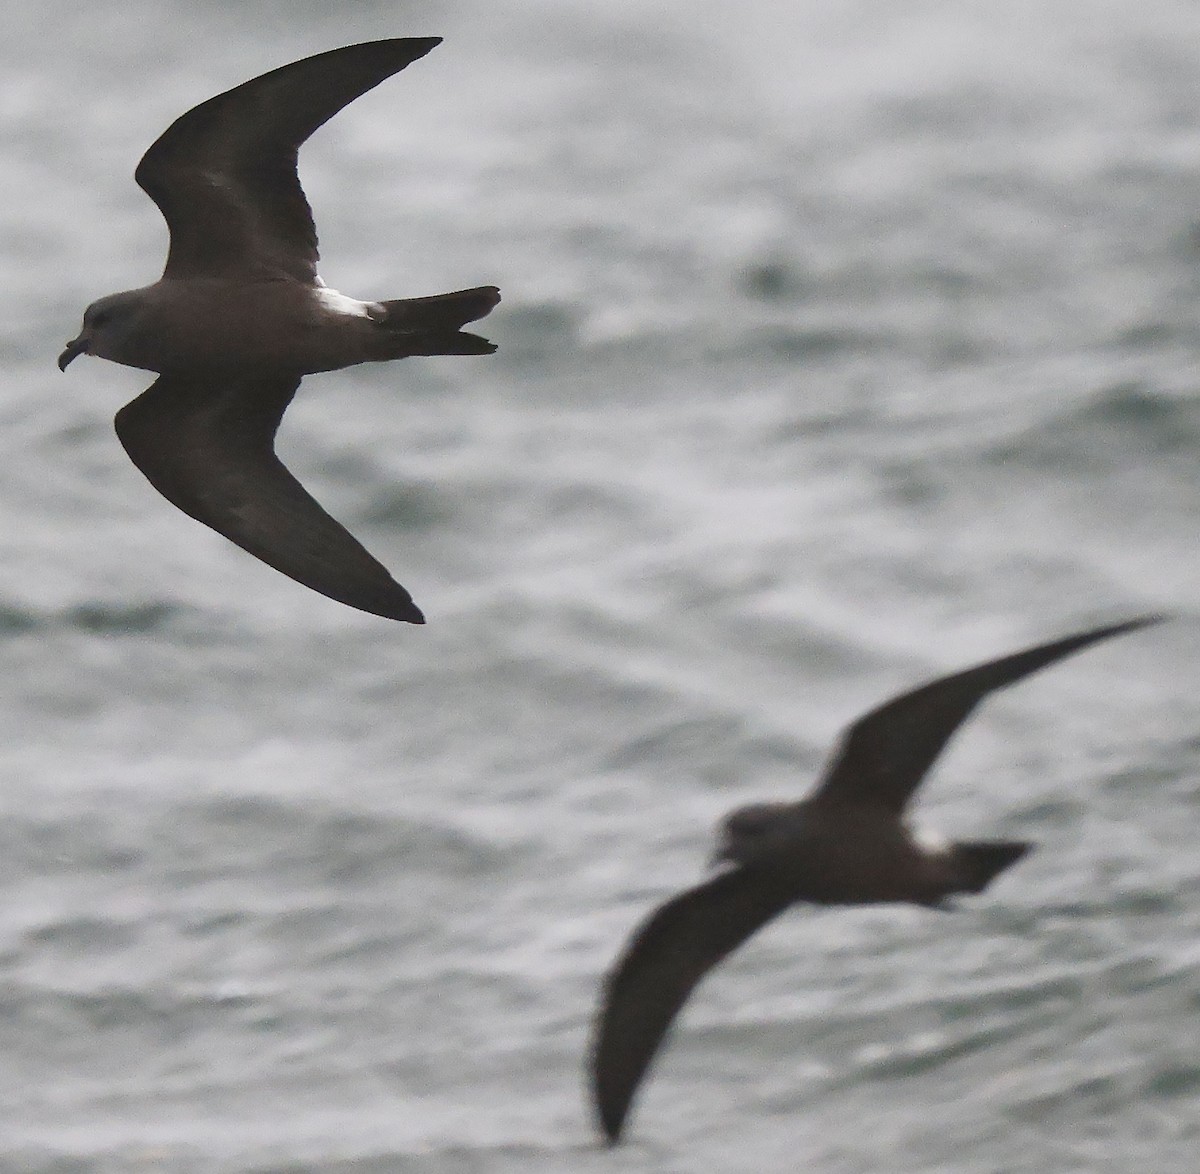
[590,866,796,1144]
[114,373,424,623]
[812,617,1162,815]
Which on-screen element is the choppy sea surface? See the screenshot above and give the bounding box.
[2,1,1200,1170]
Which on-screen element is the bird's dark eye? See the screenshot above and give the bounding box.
[91,310,111,329]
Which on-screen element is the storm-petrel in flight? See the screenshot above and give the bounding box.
[590,616,1162,1142]
[59,38,499,622]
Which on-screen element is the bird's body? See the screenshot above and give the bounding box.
[590,617,1162,1143]
[76,279,351,374]
[714,798,1023,906]
[76,278,495,375]
[59,38,499,623]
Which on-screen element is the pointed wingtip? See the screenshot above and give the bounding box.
[397,37,443,66]
[590,1013,633,1146]
[1119,613,1169,633]
[389,596,425,624]
[1078,613,1168,646]
[592,1075,629,1146]
[345,37,445,79]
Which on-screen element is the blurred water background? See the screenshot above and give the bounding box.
[2,0,1200,1170]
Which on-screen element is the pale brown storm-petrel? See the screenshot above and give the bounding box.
[59,39,500,623]
[590,616,1162,1143]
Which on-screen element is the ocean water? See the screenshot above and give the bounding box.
[2,0,1200,1169]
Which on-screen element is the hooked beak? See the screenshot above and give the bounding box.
[58,336,87,371]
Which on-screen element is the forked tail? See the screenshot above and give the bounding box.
[375,285,500,332]
[371,285,500,358]
[951,840,1032,894]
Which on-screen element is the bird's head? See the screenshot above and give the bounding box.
[58,289,153,371]
[711,801,797,868]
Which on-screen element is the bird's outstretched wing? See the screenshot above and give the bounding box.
[812,617,1162,815]
[135,38,441,282]
[590,867,796,1144]
[114,374,424,623]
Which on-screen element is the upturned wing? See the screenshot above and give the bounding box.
[135,38,441,282]
[114,374,424,623]
[590,866,796,1144]
[811,617,1162,815]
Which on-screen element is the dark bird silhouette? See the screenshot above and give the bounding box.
[590,616,1162,1143]
[59,38,500,623]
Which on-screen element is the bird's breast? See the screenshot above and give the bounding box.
[132,279,375,374]
[764,806,941,905]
